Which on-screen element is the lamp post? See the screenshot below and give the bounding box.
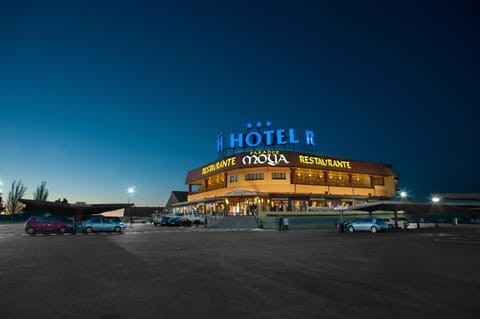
[431,196,440,228]
[334,205,347,232]
[127,187,135,226]
[0,180,3,213]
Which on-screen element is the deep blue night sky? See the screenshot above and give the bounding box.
[1,0,479,206]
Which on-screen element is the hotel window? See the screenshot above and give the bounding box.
[206,173,226,191]
[272,172,286,180]
[352,174,371,188]
[292,169,326,185]
[372,176,385,186]
[327,172,350,186]
[230,175,238,183]
[245,173,264,181]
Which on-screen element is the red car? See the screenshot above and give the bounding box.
[24,216,75,234]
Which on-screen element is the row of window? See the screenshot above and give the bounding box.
[231,172,287,182]
[230,171,384,187]
[291,169,385,187]
[193,171,386,194]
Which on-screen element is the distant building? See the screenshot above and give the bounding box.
[126,206,164,218]
[165,191,188,213]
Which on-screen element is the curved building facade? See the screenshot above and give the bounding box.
[177,149,398,216]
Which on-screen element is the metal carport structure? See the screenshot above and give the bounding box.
[340,200,480,229]
[20,199,133,223]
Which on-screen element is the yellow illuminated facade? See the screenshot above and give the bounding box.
[175,150,398,216]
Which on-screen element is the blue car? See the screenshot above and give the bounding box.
[81,215,125,233]
[344,217,388,233]
[160,216,171,226]
[168,216,192,226]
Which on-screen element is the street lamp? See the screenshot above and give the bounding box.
[431,196,441,228]
[0,180,3,212]
[127,186,135,225]
[127,187,135,201]
[397,189,408,200]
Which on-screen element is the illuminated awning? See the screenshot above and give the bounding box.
[224,190,267,197]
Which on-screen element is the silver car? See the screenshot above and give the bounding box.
[344,218,388,233]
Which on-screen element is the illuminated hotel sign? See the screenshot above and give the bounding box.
[242,150,290,166]
[217,121,315,153]
[202,156,237,175]
[192,150,359,182]
[298,155,352,169]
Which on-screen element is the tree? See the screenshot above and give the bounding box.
[6,180,27,217]
[33,181,49,201]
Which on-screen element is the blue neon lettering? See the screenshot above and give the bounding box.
[216,135,224,152]
[264,130,274,145]
[276,129,287,144]
[229,133,243,148]
[305,130,315,146]
[225,122,315,150]
[288,128,299,144]
[245,131,262,147]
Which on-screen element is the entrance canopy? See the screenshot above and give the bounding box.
[224,190,267,197]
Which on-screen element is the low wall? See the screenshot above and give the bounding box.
[258,210,404,230]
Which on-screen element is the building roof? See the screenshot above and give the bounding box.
[171,191,189,202]
[343,200,480,216]
[20,199,133,216]
[165,191,189,210]
[186,150,397,183]
[431,193,480,200]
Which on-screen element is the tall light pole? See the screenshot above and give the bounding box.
[127,187,135,226]
[0,180,3,213]
[431,195,441,228]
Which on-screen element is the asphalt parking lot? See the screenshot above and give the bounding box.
[0,224,479,319]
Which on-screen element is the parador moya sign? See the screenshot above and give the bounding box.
[201,150,352,176]
[216,121,315,153]
[201,151,290,175]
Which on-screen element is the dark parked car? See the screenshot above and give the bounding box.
[169,216,192,226]
[159,216,171,226]
[344,217,388,233]
[24,216,75,234]
[168,216,182,226]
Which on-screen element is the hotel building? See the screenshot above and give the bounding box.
[172,122,399,216]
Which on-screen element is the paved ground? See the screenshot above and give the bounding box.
[207,215,258,228]
[0,224,479,319]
